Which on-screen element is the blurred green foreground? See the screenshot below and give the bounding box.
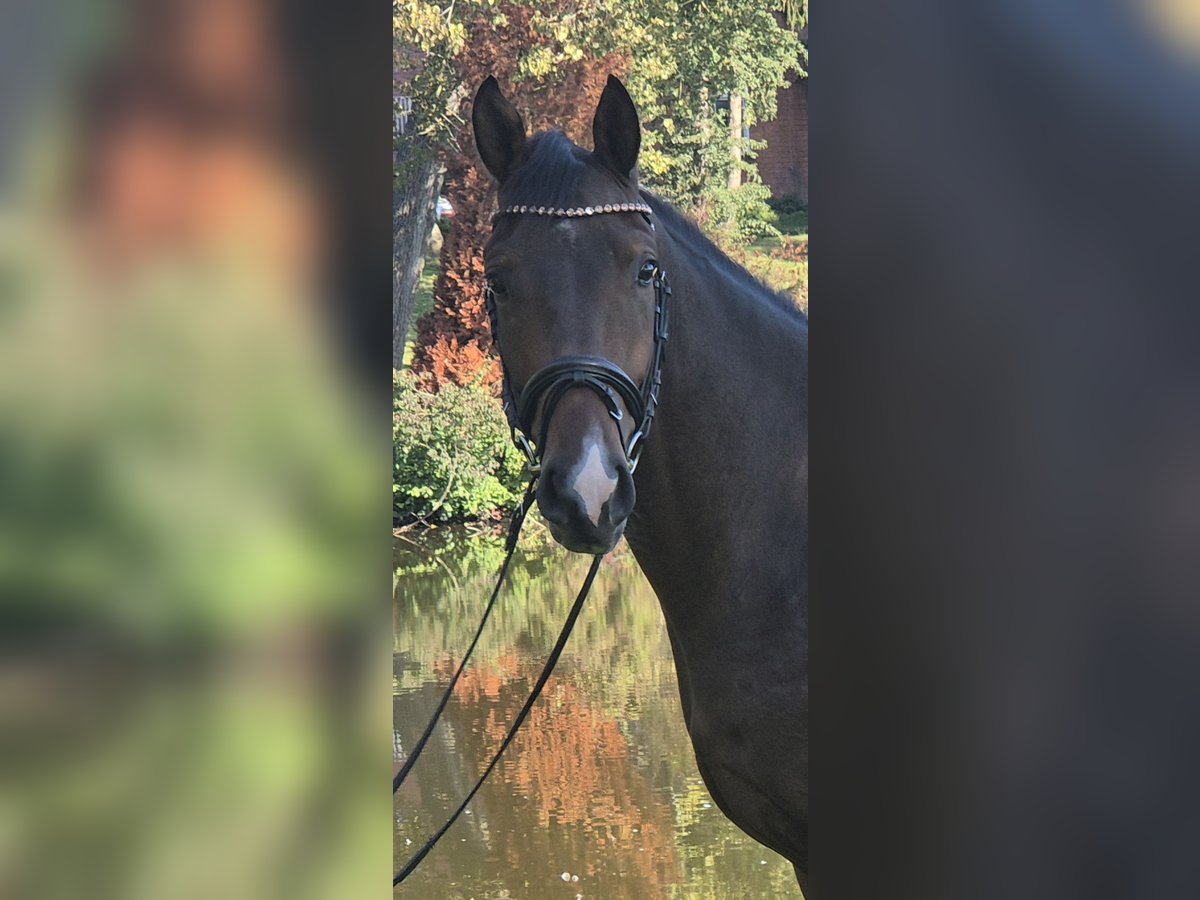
[0,209,389,899]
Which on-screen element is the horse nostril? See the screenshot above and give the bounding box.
[536,470,574,527]
[609,466,636,522]
[538,455,634,533]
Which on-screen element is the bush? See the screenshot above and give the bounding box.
[736,235,808,312]
[775,209,809,235]
[767,193,807,216]
[393,371,527,522]
[695,181,780,248]
[764,194,807,235]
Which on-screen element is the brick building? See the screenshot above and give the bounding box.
[751,70,808,205]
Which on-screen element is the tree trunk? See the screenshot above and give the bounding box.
[728,92,743,190]
[393,139,442,370]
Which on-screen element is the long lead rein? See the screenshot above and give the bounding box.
[394,552,604,886]
[393,481,537,794]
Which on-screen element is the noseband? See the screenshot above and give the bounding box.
[485,202,672,475]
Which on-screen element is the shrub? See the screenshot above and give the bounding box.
[694,181,780,248]
[767,193,807,216]
[393,371,527,522]
[775,209,809,235]
[772,234,809,262]
[734,235,808,312]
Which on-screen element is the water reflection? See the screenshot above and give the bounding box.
[394,528,801,898]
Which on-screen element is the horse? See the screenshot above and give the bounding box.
[472,75,808,889]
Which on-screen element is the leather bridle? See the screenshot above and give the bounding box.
[485,202,672,475]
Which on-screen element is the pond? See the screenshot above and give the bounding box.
[394,527,802,899]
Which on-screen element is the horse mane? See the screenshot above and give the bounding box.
[640,191,808,326]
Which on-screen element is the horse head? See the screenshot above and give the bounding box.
[473,76,663,555]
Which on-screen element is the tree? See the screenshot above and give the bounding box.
[405,0,629,388]
[395,0,803,387]
[393,126,441,370]
[781,0,809,30]
[392,4,466,370]
[620,0,803,241]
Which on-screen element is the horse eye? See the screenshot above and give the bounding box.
[637,261,658,285]
[487,275,507,295]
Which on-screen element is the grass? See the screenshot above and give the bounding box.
[413,250,437,322]
[743,250,807,310]
[743,231,808,312]
[401,250,439,369]
[744,202,808,305]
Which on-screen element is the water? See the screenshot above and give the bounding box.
[394,527,802,899]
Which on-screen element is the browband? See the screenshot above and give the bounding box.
[492,202,653,222]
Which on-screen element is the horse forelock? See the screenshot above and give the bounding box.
[500,130,633,211]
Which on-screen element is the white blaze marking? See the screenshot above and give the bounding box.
[572,442,616,526]
[553,219,577,247]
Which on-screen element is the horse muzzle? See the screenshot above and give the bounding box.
[537,447,635,554]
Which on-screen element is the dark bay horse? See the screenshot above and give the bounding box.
[472,75,808,887]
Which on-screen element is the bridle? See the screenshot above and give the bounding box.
[485,200,672,476]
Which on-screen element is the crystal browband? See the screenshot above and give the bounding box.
[492,201,653,222]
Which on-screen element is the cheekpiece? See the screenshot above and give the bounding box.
[492,201,653,223]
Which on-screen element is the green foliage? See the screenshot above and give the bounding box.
[763,194,808,236]
[412,250,438,321]
[622,0,804,221]
[740,237,808,311]
[696,180,780,247]
[767,192,807,216]
[395,1,805,231]
[781,0,809,30]
[393,371,526,521]
[775,209,809,235]
[393,1,469,148]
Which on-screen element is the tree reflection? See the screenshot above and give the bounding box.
[394,530,801,898]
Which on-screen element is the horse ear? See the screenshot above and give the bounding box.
[472,76,527,183]
[592,75,640,179]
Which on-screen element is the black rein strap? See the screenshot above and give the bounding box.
[394,553,603,886]
[392,481,537,794]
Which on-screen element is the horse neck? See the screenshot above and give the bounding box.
[625,225,809,639]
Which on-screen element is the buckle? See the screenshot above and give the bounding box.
[512,429,541,474]
[625,429,646,472]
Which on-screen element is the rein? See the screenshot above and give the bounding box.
[391,481,537,794]
[394,552,602,886]
[393,201,670,887]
